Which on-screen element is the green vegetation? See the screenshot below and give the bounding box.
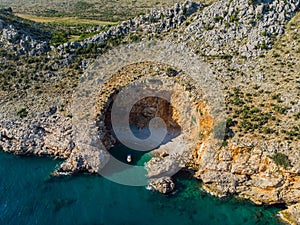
[47,23,111,45]
[248,0,258,5]
[15,14,115,26]
[259,40,269,50]
[261,30,267,37]
[3,0,217,22]
[272,104,288,115]
[248,19,256,26]
[263,4,270,12]
[13,12,117,46]
[224,84,295,139]
[0,0,299,152]
[50,31,68,46]
[271,153,292,169]
[17,108,28,119]
[219,54,233,60]
[166,67,178,77]
[272,52,280,58]
[282,126,300,140]
[75,1,93,11]
[256,12,262,20]
[214,15,223,22]
[204,24,214,30]
[0,11,137,94]
[213,118,236,141]
[229,11,239,23]
[237,106,273,132]
[129,34,140,42]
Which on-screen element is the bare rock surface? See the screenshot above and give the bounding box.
[183,0,300,57]
[280,203,300,225]
[1,1,300,223]
[147,176,176,194]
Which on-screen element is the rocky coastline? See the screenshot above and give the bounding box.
[1,1,300,224]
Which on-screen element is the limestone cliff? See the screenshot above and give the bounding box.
[0,1,300,224]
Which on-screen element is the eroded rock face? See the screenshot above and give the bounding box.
[148,176,175,194]
[1,1,300,223]
[0,114,74,158]
[32,61,210,177]
[0,9,51,56]
[194,137,300,207]
[146,135,193,178]
[54,144,110,175]
[4,60,298,210]
[93,62,214,190]
[58,1,200,55]
[280,203,300,225]
[184,0,300,57]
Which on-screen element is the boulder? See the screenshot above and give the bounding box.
[148,176,175,194]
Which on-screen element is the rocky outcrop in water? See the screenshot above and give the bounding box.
[148,176,175,194]
[1,1,300,224]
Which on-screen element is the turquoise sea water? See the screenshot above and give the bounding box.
[0,149,283,225]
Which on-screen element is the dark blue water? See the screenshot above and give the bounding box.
[0,150,282,225]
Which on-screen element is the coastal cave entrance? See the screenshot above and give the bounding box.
[92,62,212,184]
[103,96,182,165]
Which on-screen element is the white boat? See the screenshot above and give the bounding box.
[127,154,132,163]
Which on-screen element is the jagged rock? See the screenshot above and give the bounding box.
[146,135,192,178]
[148,176,175,194]
[0,114,74,158]
[280,203,300,225]
[55,145,110,175]
[198,170,248,196]
[0,8,51,56]
[250,173,284,189]
[61,1,200,54]
[1,2,300,223]
[183,0,300,57]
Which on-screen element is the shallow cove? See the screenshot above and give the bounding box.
[107,125,174,166]
[0,150,283,225]
[108,142,152,166]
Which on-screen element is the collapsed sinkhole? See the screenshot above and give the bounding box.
[93,62,215,179]
[103,96,182,165]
